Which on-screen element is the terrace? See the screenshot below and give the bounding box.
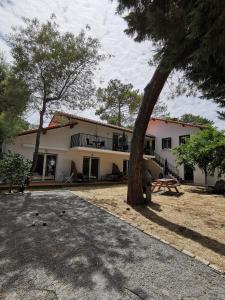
[70,133,155,155]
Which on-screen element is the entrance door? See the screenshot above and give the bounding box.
[83,157,99,179]
[83,157,90,178]
[91,158,99,178]
[33,153,57,181]
[184,164,194,182]
[113,133,119,151]
[33,154,44,180]
[45,155,57,180]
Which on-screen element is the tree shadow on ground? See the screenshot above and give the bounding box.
[0,191,149,299]
[133,204,225,257]
[154,191,184,198]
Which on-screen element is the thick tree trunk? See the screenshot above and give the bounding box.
[127,59,171,205]
[31,101,46,174]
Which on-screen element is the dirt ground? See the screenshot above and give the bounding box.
[71,184,225,272]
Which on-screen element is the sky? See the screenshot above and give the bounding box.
[0,0,224,129]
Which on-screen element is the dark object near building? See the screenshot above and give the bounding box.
[35,212,39,216]
[17,177,30,193]
[163,159,169,176]
[104,163,123,181]
[142,159,152,202]
[214,180,225,194]
[43,222,47,226]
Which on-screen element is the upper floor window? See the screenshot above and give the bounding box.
[162,137,172,149]
[179,135,190,145]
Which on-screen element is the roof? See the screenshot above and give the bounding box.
[18,111,155,137]
[51,112,154,136]
[150,117,207,129]
[18,122,77,136]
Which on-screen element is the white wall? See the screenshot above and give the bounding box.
[5,121,131,181]
[147,120,223,185]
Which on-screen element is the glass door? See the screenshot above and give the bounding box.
[45,155,57,180]
[82,157,99,180]
[83,157,90,178]
[33,154,44,180]
[91,158,99,179]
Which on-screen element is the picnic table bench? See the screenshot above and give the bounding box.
[152,178,180,193]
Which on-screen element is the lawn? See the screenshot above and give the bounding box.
[71,184,225,272]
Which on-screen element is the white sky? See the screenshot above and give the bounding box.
[0,0,224,129]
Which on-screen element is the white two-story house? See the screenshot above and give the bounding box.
[5,112,155,182]
[4,112,223,186]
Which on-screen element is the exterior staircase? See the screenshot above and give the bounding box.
[153,152,183,182]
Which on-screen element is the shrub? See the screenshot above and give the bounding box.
[0,152,32,193]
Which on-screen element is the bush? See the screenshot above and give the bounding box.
[0,152,32,192]
[214,180,225,195]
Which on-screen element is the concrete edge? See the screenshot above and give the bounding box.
[72,193,225,276]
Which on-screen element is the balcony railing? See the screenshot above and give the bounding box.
[70,133,154,155]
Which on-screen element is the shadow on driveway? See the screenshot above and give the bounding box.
[0,190,225,300]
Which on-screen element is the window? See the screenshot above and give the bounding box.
[162,137,172,149]
[113,132,128,151]
[179,135,190,145]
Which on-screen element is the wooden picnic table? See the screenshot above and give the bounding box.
[152,178,180,193]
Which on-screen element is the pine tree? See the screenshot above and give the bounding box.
[115,0,225,204]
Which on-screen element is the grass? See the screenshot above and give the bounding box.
[71,184,225,272]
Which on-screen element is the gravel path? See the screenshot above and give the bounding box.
[0,190,225,300]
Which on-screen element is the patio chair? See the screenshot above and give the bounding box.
[64,172,74,183]
[86,138,93,146]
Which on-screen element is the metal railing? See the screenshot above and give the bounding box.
[154,152,180,178]
[70,133,154,155]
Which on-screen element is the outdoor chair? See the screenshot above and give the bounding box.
[86,138,93,146]
[64,172,74,183]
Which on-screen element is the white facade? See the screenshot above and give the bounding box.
[147,118,223,185]
[5,113,223,186]
[6,115,154,181]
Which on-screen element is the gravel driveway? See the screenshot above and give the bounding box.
[0,190,225,300]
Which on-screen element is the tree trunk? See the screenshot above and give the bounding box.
[127,59,171,205]
[31,101,46,174]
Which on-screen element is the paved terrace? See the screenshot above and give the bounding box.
[0,191,225,300]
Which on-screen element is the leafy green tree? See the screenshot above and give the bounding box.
[151,99,170,118]
[8,16,104,172]
[115,1,225,204]
[96,79,169,127]
[96,79,141,127]
[0,152,32,193]
[0,56,29,150]
[174,127,225,185]
[179,114,213,126]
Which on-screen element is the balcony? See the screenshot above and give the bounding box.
[70,133,155,155]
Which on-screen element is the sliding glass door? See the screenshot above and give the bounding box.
[45,155,57,180]
[82,157,99,179]
[33,153,57,181]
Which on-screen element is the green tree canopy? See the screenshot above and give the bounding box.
[0,56,29,149]
[179,114,213,126]
[96,79,170,127]
[8,16,104,172]
[166,114,213,126]
[115,0,225,204]
[174,127,225,185]
[96,79,142,127]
